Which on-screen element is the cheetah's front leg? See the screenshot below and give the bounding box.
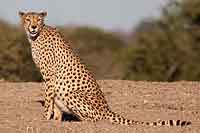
[44,83,55,120]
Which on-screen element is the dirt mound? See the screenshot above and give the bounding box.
[0,80,199,133]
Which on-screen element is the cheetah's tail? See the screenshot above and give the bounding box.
[106,111,191,127]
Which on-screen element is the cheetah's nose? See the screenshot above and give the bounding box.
[31,25,37,29]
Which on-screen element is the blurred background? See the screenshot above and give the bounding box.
[1,0,200,82]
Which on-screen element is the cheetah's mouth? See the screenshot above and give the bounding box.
[29,31,38,37]
[28,28,38,37]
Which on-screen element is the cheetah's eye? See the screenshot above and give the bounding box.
[37,18,42,21]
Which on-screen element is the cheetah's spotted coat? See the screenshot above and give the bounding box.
[18,11,191,127]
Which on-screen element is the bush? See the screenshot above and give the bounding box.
[0,24,125,81]
[0,21,42,81]
[60,26,126,79]
[122,0,200,81]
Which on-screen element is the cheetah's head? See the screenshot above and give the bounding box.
[18,11,47,39]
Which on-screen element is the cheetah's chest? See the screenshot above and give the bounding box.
[31,41,56,78]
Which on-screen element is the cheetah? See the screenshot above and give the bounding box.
[18,11,191,127]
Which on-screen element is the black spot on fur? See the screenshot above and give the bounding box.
[186,121,192,126]
[181,121,186,127]
[169,120,173,126]
[176,120,180,126]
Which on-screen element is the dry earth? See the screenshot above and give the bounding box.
[0,80,199,133]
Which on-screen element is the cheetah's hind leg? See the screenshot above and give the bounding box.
[54,98,81,121]
[43,98,54,120]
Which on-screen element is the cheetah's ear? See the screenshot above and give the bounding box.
[39,12,47,17]
[18,11,25,18]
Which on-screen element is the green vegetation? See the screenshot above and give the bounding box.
[0,21,42,81]
[61,26,126,79]
[122,0,200,81]
[0,24,125,81]
[1,0,200,81]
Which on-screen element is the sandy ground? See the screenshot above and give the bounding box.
[0,80,199,133]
